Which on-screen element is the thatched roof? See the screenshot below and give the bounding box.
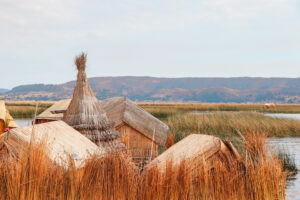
[5,112,18,129]
[63,53,120,144]
[36,97,169,146]
[0,121,103,168]
[0,100,18,129]
[36,99,71,121]
[102,97,170,146]
[148,134,242,172]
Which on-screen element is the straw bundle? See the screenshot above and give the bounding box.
[148,134,243,173]
[0,121,102,168]
[63,53,121,145]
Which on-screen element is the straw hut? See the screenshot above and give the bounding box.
[148,134,242,173]
[34,97,170,166]
[0,100,18,133]
[0,121,103,168]
[35,99,71,124]
[63,53,121,146]
[101,97,170,166]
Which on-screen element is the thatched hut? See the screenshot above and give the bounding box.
[0,100,18,133]
[148,134,242,173]
[101,97,169,166]
[35,97,170,166]
[63,53,121,146]
[0,121,102,168]
[35,99,71,124]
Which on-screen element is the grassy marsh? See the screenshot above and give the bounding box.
[140,103,300,120]
[5,101,300,119]
[5,102,52,118]
[165,112,300,143]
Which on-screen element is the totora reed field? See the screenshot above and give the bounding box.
[1,101,298,199]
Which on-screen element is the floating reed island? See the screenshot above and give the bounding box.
[0,52,288,199]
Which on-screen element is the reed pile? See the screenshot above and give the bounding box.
[0,132,286,199]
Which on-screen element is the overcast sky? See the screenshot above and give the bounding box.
[0,0,300,89]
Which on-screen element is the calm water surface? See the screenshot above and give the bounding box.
[16,115,300,199]
[15,119,33,127]
[268,138,300,200]
[265,113,300,121]
[265,113,300,200]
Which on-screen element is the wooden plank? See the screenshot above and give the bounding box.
[117,124,158,163]
[0,121,4,134]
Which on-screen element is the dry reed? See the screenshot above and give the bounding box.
[6,103,52,118]
[0,132,286,200]
[167,112,300,143]
[140,103,300,115]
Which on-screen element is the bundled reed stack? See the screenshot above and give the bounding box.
[0,121,102,168]
[148,134,243,174]
[0,100,18,133]
[63,53,121,147]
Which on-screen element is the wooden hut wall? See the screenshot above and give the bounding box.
[0,120,4,134]
[117,123,158,166]
[35,119,56,124]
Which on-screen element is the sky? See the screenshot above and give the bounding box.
[0,0,300,89]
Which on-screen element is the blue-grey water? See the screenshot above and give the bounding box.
[265,113,300,121]
[15,119,32,127]
[15,114,300,199]
[268,137,300,200]
[265,113,300,200]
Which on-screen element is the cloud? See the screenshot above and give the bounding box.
[0,0,299,88]
[1,0,298,40]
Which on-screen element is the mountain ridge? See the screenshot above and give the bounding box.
[0,88,9,94]
[1,76,300,103]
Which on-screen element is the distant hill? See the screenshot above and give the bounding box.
[0,88,9,94]
[1,77,300,103]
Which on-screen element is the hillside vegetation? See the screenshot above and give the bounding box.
[1,77,300,103]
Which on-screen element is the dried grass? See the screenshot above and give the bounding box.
[167,112,300,143]
[0,132,286,200]
[75,52,87,71]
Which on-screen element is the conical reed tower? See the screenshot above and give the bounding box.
[63,53,120,145]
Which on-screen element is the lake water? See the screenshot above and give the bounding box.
[265,113,300,121]
[15,119,33,127]
[268,138,300,200]
[264,113,300,200]
[15,114,300,199]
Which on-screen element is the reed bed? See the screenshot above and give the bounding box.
[5,103,52,118]
[140,103,300,119]
[277,149,297,178]
[0,132,286,199]
[167,112,300,143]
[5,101,300,119]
